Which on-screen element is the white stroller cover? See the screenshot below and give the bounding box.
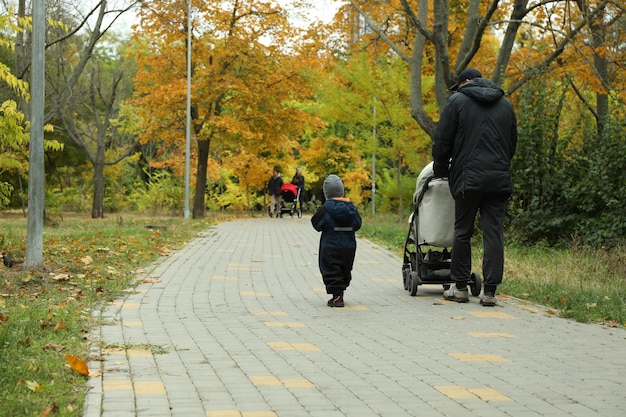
[411,162,455,247]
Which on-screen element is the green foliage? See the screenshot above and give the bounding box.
[509,74,626,248]
[129,171,184,215]
[0,100,29,207]
[46,187,91,213]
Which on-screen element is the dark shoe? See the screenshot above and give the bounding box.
[327,295,344,307]
[480,293,497,307]
[443,285,469,303]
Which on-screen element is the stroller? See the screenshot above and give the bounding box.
[278,183,302,218]
[402,162,481,296]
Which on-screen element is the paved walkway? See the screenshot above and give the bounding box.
[84,216,625,417]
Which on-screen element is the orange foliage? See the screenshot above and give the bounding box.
[130,0,325,184]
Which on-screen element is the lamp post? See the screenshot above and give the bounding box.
[184,0,191,219]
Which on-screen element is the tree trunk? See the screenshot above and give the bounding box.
[193,138,210,218]
[24,0,45,269]
[92,160,105,218]
[589,10,608,135]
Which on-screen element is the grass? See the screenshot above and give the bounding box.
[0,212,216,417]
[359,212,626,326]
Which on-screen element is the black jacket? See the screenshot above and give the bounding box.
[432,78,517,199]
[311,198,362,250]
[267,175,283,196]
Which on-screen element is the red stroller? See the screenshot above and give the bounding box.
[279,183,302,218]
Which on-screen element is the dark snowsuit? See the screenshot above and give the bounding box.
[432,77,517,295]
[311,198,362,296]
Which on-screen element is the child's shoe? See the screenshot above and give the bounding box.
[327,295,344,307]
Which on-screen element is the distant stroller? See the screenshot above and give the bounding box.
[402,162,481,296]
[278,183,302,218]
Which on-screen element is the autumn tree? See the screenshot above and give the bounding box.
[306,48,427,213]
[132,0,322,218]
[44,1,141,218]
[341,0,624,138]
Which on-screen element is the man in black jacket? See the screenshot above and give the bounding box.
[432,69,517,306]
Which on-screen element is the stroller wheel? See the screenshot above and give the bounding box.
[297,208,302,218]
[402,264,411,290]
[469,272,482,297]
[409,271,419,296]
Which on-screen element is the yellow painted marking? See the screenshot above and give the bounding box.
[102,348,125,356]
[242,412,278,417]
[449,353,510,362]
[263,322,307,328]
[435,386,477,399]
[468,311,517,319]
[267,342,291,350]
[250,311,288,316]
[250,376,282,386]
[468,388,512,402]
[267,342,320,352]
[468,332,515,338]
[212,275,239,281]
[291,343,320,352]
[282,379,314,388]
[343,305,369,311]
[126,349,152,358]
[122,321,143,327]
[110,301,141,308]
[103,380,132,391]
[313,288,325,292]
[206,411,241,417]
[516,305,542,313]
[240,292,272,297]
[229,263,250,267]
[134,381,166,395]
[371,278,398,284]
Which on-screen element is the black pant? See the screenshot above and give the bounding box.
[321,247,356,296]
[451,191,509,294]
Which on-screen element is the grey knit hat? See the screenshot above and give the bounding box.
[323,174,344,199]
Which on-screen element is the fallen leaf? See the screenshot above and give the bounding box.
[26,380,43,392]
[40,402,59,417]
[54,320,66,331]
[80,256,93,265]
[547,309,556,315]
[51,273,70,281]
[65,354,89,376]
[43,343,65,351]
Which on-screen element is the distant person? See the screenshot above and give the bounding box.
[266,168,283,218]
[432,68,517,307]
[311,174,362,307]
[291,166,305,209]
